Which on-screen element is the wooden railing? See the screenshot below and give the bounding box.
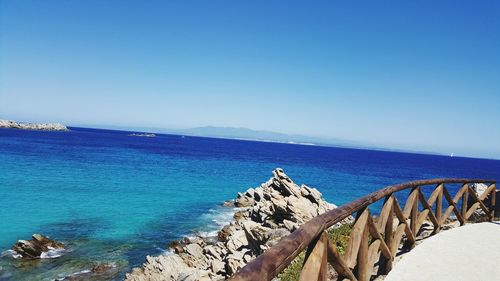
[230,179,497,281]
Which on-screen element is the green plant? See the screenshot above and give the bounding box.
[327,223,352,255]
[278,223,352,281]
[278,251,305,281]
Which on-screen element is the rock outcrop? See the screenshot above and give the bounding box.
[468,183,499,220]
[126,168,349,281]
[0,119,68,131]
[11,234,65,259]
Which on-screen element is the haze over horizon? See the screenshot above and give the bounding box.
[1,1,499,159]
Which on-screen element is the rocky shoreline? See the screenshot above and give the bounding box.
[125,168,350,281]
[0,119,68,131]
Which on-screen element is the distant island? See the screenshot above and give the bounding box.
[170,126,330,144]
[128,133,156,138]
[101,125,353,147]
[0,119,68,131]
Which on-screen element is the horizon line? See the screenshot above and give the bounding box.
[64,125,500,162]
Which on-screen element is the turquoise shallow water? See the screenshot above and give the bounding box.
[0,127,499,280]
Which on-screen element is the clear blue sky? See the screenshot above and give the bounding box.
[1,1,499,158]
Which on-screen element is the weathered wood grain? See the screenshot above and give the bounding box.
[300,232,328,281]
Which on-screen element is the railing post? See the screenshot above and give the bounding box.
[355,222,370,281]
[434,183,443,233]
[409,187,419,247]
[318,232,328,281]
[384,209,394,270]
[461,184,469,221]
[378,195,394,275]
[345,208,369,269]
[491,183,497,220]
[299,232,328,281]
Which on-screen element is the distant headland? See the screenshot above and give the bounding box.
[0,119,68,131]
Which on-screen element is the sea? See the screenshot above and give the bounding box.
[0,127,499,280]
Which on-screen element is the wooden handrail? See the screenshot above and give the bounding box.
[230,178,496,281]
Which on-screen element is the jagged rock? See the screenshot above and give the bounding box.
[203,245,221,259]
[180,243,210,268]
[245,188,255,199]
[263,228,290,249]
[283,219,299,231]
[286,196,318,221]
[126,168,345,281]
[253,188,262,202]
[169,240,186,254]
[263,219,279,229]
[243,252,254,263]
[301,187,310,197]
[11,234,64,259]
[222,200,234,207]
[269,168,302,198]
[177,270,211,281]
[189,236,206,246]
[242,221,270,254]
[225,252,246,276]
[233,211,244,221]
[217,225,232,242]
[302,184,322,204]
[32,234,64,248]
[215,242,227,256]
[125,255,210,281]
[225,229,248,253]
[235,192,254,207]
[210,258,225,274]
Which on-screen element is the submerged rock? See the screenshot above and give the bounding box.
[55,263,119,281]
[221,200,235,207]
[125,168,349,281]
[11,234,65,259]
[91,263,117,273]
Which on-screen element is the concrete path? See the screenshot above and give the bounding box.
[385,222,500,281]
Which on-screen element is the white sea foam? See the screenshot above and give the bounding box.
[1,249,22,259]
[54,269,92,281]
[156,247,174,256]
[67,269,92,275]
[1,247,66,259]
[183,205,241,241]
[196,230,219,237]
[211,207,242,226]
[55,263,119,280]
[40,247,65,259]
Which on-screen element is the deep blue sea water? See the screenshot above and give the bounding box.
[0,127,499,280]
